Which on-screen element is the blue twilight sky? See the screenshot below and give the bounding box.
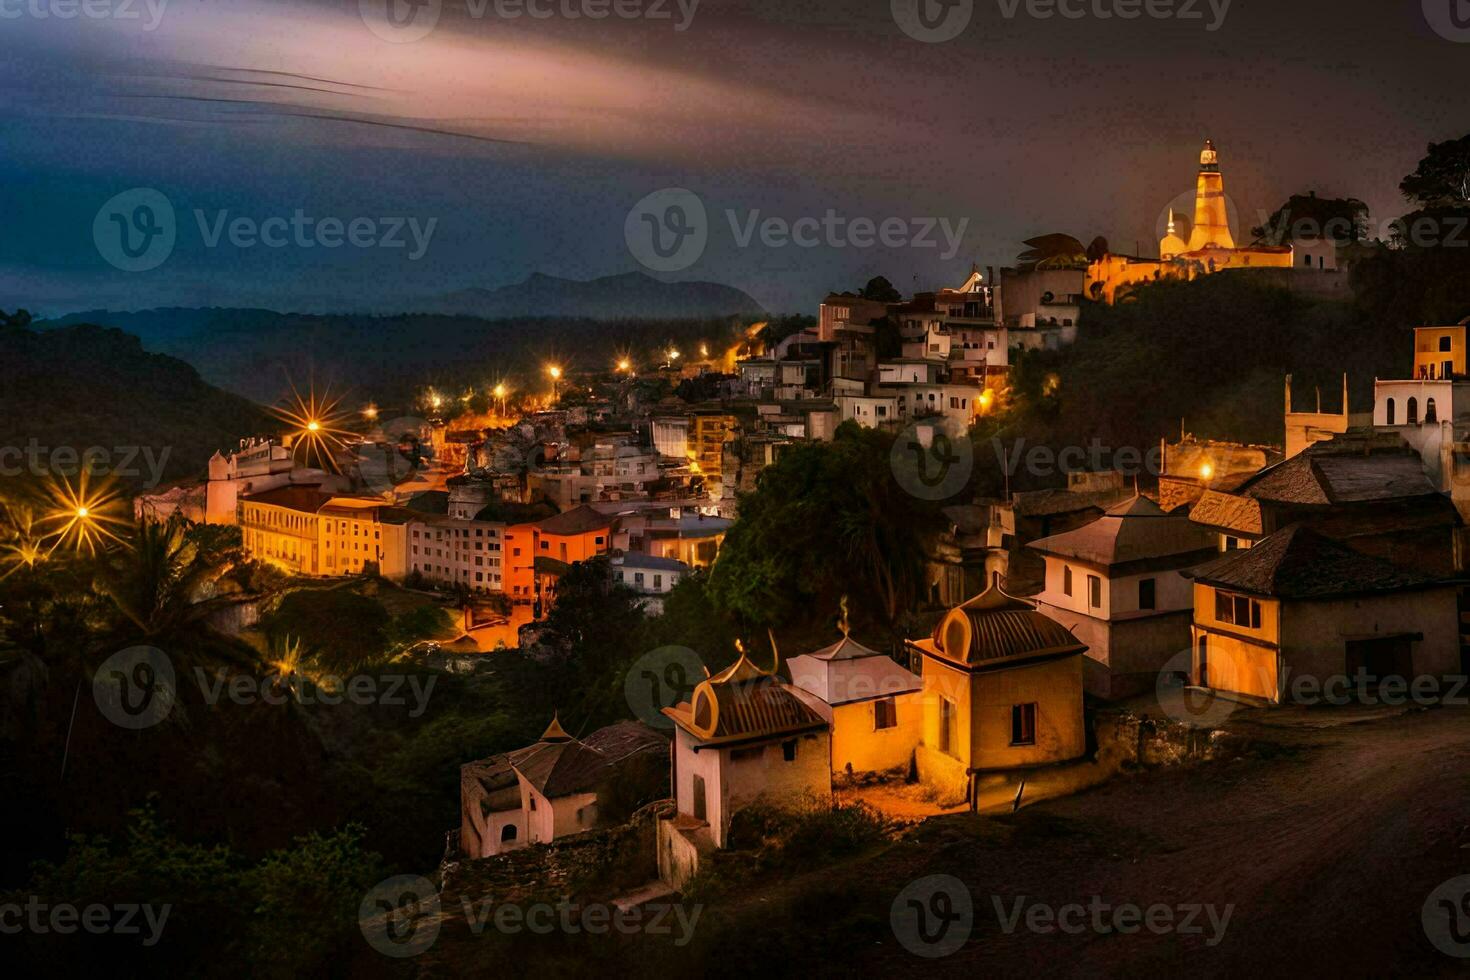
[0,0,1465,316]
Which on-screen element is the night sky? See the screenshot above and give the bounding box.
[1,0,1465,315]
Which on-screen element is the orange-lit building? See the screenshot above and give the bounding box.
[1086,141,1295,304]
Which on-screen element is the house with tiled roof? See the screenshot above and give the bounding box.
[905,584,1088,802]
[660,645,830,851]
[1029,495,1218,699]
[788,611,923,780]
[1188,440,1463,577]
[1184,524,1461,704]
[458,717,668,859]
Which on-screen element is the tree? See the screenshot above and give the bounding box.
[262,588,392,672]
[708,424,940,636]
[1251,193,1369,246]
[859,276,902,303]
[1400,135,1470,209]
[94,518,256,650]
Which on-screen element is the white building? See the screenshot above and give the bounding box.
[407,514,507,593]
[835,394,899,428]
[611,553,690,615]
[459,718,668,859]
[1028,495,1218,699]
[660,651,830,854]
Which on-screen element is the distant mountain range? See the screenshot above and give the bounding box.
[422,271,764,319]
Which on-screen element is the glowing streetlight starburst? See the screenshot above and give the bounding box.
[0,502,46,579]
[270,382,352,472]
[41,474,126,556]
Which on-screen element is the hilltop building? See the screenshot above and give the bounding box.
[1086,140,1295,304]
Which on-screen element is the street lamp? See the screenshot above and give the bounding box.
[547,365,563,403]
[493,383,508,417]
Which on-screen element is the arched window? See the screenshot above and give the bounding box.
[1386,398,1396,425]
[1407,397,1420,425]
[500,824,518,843]
[1426,398,1438,423]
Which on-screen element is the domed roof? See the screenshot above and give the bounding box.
[930,585,1086,668]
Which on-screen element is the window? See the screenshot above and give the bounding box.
[500,824,517,843]
[1139,578,1156,610]
[781,739,797,762]
[874,697,897,731]
[1441,335,1453,352]
[1063,566,1073,596]
[939,697,956,755]
[1088,575,1102,609]
[1407,397,1419,425]
[1011,703,1037,746]
[1214,590,1262,629]
[1386,398,1395,425]
[1427,398,1438,423]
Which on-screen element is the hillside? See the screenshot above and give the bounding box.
[427,271,765,319]
[40,307,754,404]
[968,270,1460,498]
[0,321,270,487]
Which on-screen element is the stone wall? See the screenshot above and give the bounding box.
[440,804,663,906]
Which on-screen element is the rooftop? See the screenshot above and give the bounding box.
[1188,524,1445,600]
[919,584,1086,670]
[240,485,331,514]
[1028,495,1216,567]
[537,503,617,536]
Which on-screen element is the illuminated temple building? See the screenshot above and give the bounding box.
[1086,140,1295,303]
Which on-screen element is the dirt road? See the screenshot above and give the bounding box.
[861,704,1470,977]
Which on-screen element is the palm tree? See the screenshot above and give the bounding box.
[94,518,257,651]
